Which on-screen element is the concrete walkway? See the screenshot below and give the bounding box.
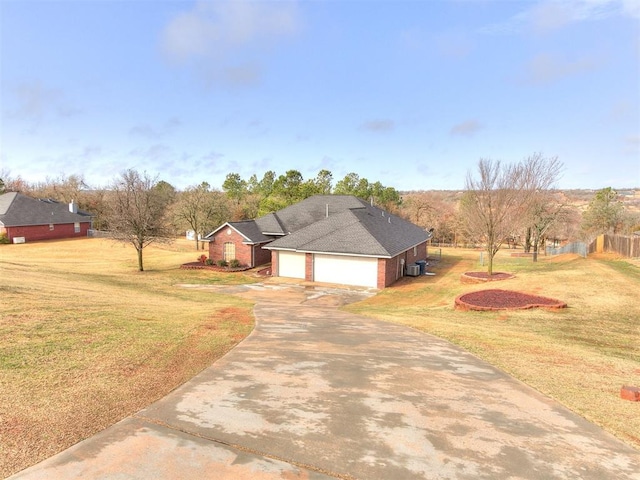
[10,283,640,479]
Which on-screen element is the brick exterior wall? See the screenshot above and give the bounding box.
[253,244,272,267]
[208,227,273,268]
[376,241,428,288]
[5,222,91,242]
[305,253,313,281]
[208,228,252,266]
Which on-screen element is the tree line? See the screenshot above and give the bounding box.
[1,161,637,273]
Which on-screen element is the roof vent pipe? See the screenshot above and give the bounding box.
[326,204,329,218]
[388,216,391,224]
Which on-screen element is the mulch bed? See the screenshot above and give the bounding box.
[180,262,250,272]
[460,271,514,284]
[455,289,567,311]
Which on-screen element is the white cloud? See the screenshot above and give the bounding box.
[361,119,395,133]
[129,144,175,166]
[5,82,81,126]
[522,52,603,84]
[622,0,640,17]
[450,119,483,136]
[435,31,474,58]
[623,134,640,155]
[479,0,639,35]
[161,0,301,88]
[129,117,182,139]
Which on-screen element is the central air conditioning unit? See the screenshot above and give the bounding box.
[406,264,420,277]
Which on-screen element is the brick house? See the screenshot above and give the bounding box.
[205,195,432,289]
[0,192,93,243]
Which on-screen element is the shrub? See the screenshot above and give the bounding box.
[205,258,214,266]
[229,259,241,268]
[0,233,9,244]
[198,254,207,263]
[216,259,228,267]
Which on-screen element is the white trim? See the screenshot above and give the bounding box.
[265,247,387,259]
[266,240,427,259]
[205,222,252,243]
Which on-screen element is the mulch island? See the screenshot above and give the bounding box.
[460,271,515,284]
[180,262,250,272]
[455,289,567,311]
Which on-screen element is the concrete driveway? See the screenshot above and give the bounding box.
[10,282,640,479]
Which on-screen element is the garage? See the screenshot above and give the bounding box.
[313,254,378,288]
[277,251,306,279]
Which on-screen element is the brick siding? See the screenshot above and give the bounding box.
[6,222,91,242]
[208,227,273,268]
[377,241,428,288]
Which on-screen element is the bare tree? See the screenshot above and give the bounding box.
[173,182,230,250]
[525,191,569,261]
[402,191,457,244]
[0,168,31,194]
[460,154,562,274]
[32,174,88,204]
[106,169,174,271]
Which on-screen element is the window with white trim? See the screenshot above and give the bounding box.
[223,242,236,262]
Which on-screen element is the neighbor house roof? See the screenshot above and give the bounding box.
[206,195,431,258]
[0,192,92,227]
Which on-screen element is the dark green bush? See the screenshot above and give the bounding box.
[229,259,241,268]
[216,259,228,267]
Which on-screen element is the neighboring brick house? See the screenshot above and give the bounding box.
[205,195,432,289]
[0,192,93,243]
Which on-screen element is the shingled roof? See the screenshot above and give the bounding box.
[265,199,429,257]
[206,195,430,258]
[0,192,92,227]
[225,219,273,244]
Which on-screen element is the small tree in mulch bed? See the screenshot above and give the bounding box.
[461,272,514,284]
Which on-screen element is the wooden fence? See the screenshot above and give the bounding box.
[588,234,640,258]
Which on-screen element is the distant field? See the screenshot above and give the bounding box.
[0,238,257,478]
[346,247,640,450]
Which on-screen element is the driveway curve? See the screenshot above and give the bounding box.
[10,282,640,480]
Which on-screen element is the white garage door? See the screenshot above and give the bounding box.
[314,254,378,288]
[278,251,306,279]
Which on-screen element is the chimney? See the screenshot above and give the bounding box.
[69,200,78,214]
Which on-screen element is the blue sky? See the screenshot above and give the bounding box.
[1,0,639,191]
